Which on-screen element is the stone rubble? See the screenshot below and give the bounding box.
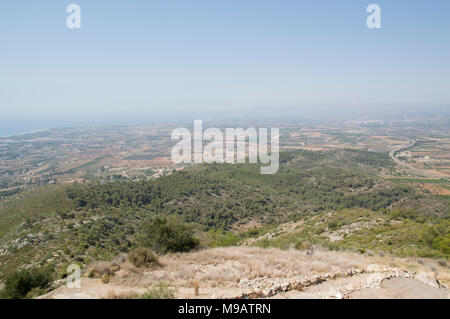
[230,266,421,299]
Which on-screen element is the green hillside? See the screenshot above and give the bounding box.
[0,150,448,280]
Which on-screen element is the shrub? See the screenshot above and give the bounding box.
[207,230,239,247]
[111,265,120,272]
[389,208,419,220]
[141,216,199,254]
[297,241,312,251]
[86,261,113,278]
[0,267,53,299]
[101,274,110,284]
[128,247,158,268]
[422,220,450,255]
[327,220,339,230]
[141,282,176,299]
[433,235,450,254]
[25,287,47,299]
[437,259,447,267]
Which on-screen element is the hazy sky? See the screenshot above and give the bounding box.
[1,0,450,122]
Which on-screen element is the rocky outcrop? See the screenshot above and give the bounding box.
[414,272,440,289]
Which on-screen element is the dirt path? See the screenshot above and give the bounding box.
[352,277,448,299]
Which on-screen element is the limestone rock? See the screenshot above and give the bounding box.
[414,272,440,288]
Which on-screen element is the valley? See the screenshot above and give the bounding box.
[0,118,449,299]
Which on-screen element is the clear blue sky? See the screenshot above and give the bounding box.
[1,0,449,125]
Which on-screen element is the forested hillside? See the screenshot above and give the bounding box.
[0,150,448,281]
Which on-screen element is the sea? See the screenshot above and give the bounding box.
[0,114,193,138]
[0,117,141,138]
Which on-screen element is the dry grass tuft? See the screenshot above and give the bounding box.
[192,281,199,296]
[41,246,449,299]
[297,241,312,251]
[101,288,141,299]
[125,247,377,289]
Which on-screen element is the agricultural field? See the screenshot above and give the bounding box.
[0,118,449,299]
[1,117,449,197]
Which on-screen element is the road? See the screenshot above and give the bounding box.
[389,140,448,180]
